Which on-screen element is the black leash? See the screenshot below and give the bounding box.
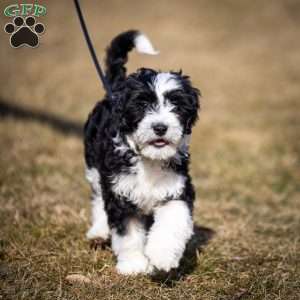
[73,0,113,99]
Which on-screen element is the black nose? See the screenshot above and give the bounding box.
[152,123,168,136]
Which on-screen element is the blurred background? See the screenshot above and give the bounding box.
[0,1,299,299]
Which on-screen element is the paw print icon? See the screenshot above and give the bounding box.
[4,16,45,48]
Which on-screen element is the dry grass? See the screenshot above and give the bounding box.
[1,0,300,299]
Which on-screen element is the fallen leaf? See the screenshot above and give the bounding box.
[65,274,91,284]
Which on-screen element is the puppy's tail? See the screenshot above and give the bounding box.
[105,30,159,86]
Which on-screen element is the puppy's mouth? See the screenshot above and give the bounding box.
[148,138,170,148]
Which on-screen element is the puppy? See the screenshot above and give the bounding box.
[84,30,200,275]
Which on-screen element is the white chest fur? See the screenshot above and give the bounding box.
[112,160,185,213]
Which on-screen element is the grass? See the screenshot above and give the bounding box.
[0,0,300,299]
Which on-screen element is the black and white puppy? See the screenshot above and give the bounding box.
[84,30,200,275]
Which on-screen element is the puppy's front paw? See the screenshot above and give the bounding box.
[145,244,180,272]
[116,254,150,275]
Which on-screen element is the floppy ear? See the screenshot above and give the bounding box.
[185,87,200,134]
[178,74,200,134]
[109,92,128,133]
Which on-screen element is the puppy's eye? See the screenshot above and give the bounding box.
[167,94,183,113]
[137,101,148,109]
[167,93,183,105]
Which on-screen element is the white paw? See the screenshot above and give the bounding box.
[145,244,180,272]
[116,254,151,275]
[86,223,109,240]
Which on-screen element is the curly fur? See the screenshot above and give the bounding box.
[84,30,200,274]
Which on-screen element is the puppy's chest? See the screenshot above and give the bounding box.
[112,161,185,213]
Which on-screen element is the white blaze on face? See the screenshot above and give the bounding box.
[153,73,181,105]
[132,73,184,160]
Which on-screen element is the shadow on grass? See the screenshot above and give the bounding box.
[150,224,215,286]
[0,98,83,137]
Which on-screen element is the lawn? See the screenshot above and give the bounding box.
[0,1,299,299]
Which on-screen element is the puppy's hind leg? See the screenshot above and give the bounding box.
[86,168,110,243]
[86,192,110,241]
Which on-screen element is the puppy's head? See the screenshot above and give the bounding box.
[120,68,200,160]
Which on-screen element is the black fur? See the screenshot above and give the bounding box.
[105,30,139,86]
[84,30,200,235]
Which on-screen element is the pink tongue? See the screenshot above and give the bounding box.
[151,139,168,146]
